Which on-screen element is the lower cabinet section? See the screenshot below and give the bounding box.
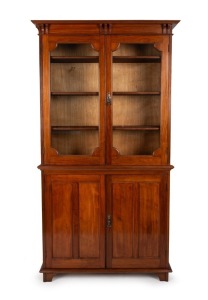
[41,171,171,281]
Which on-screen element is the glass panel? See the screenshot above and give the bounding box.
[51,63,99,93]
[113,131,160,155]
[50,44,100,155]
[51,44,97,56]
[112,44,161,155]
[113,63,160,92]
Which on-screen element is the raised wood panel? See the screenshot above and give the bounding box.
[139,182,160,257]
[112,183,134,258]
[46,175,105,268]
[79,182,100,258]
[52,181,73,258]
[110,175,162,268]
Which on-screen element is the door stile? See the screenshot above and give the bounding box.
[98,35,106,165]
[106,176,112,268]
[105,36,113,165]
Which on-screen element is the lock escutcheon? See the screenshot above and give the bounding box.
[106,93,111,105]
[107,214,112,228]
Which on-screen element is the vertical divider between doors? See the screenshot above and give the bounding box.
[99,35,106,165]
[105,175,112,268]
[105,36,113,165]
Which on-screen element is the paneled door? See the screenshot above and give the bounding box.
[106,174,169,269]
[43,175,105,268]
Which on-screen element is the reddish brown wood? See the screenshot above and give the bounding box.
[108,175,165,269]
[32,20,179,282]
[40,264,172,281]
[51,126,99,131]
[113,92,160,95]
[44,175,105,269]
[158,273,169,281]
[43,273,54,282]
[113,125,160,131]
[72,183,79,258]
[112,182,134,258]
[79,182,100,258]
[51,92,99,96]
[32,20,180,36]
[139,182,160,257]
[113,56,161,63]
[52,182,73,258]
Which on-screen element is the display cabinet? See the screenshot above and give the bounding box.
[32,20,179,282]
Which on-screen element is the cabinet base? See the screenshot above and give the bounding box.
[40,265,172,282]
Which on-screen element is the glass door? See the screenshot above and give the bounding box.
[107,36,169,165]
[45,36,105,165]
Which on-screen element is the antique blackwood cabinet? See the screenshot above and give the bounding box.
[32,20,179,282]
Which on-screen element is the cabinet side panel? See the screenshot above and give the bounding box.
[112,183,134,258]
[79,183,100,258]
[52,182,73,258]
[139,183,160,258]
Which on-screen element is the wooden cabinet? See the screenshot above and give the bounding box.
[32,20,179,282]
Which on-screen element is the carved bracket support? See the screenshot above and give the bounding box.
[36,23,49,35]
[162,24,172,35]
[99,23,112,35]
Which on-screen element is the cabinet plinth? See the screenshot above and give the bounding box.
[32,20,179,282]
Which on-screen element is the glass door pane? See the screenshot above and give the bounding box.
[50,44,100,155]
[112,44,161,155]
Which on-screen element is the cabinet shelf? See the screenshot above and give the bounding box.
[51,126,99,131]
[52,126,159,132]
[113,92,160,96]
[51,56,99,63]
[51,92,99,96]
[113,56,161,63]
[113,125,160,131]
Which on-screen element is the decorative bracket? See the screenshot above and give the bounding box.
[162,24,172,35]
[99,23,112,35]
[36,23,49,35]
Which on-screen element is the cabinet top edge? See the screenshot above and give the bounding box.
[38,165,174,171]
[31,20,180,28]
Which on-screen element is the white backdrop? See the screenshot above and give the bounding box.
[0,1,208,299]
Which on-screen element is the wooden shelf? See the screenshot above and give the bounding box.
[113,56,161,63]
[113,125,160,131]
[51,92,99,96]
[113,92,160,96]
[51,56,99,63]
[51,126,99,131]
[51,92,159,96]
